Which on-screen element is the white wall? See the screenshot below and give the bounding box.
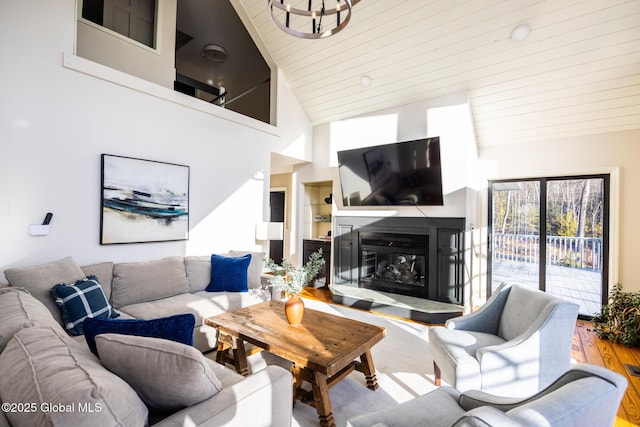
[303,92,480,223]
[0,0,312,280]
[479,129,640,293]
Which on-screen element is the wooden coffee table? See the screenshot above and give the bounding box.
[205,300,386,427]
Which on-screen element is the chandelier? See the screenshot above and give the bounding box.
[268,0,360,39]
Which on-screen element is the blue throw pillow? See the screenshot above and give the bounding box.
[83,313,195,357]
[50,275,119,336]
[206,253,251,292]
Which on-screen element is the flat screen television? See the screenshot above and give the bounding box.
[337,137,444,206]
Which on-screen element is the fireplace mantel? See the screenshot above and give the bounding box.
[332,216,466,306]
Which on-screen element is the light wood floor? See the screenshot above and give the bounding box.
[301,287,640,426]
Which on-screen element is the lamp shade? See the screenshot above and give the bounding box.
[256,222,284,240]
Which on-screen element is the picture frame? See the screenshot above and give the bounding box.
[100,154,189,244]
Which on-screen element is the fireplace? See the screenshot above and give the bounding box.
[359,232,428,299]
[333,216,466,306]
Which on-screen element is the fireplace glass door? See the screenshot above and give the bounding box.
[359,232,428,298]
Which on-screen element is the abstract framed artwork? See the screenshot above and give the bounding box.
[100,154,189,244]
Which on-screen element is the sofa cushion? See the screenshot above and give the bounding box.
[193,291,265,317]
[50,275,119,336]
[0,287,67,353]
[84,313,195,357]
[0,327,147,427]
[111,256,189,308]
[118,292,263,352]
[228,250,266,289]
[207,253,251,292]
[4,256,86,325]
[118,293,221,325]
[80,261,114,301]
[0,406,8,427]
[96,333,223,412]
[184,255,212,292]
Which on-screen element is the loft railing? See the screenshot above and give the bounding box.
[493,233,603,272]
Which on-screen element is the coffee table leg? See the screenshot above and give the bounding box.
[291,365,302,407]
[230,336,249,376]
[215,333,249,376]
[215,333,232,365]
[359,350,379,391]
[311,371,335,427]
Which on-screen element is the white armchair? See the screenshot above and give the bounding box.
[429,283,579,397]
[347,364,627,427]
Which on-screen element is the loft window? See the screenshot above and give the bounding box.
[81,0,157,48]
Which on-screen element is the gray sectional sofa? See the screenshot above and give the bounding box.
[0,253,293,427]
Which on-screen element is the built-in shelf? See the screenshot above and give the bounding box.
[303,181,333,240]
[302,181,333,286]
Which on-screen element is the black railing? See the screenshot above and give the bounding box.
[493,233,603,271]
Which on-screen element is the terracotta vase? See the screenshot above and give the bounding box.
[285,295,305,326]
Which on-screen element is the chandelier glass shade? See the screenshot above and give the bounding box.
[268,0,359,39]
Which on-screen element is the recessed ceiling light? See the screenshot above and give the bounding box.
[360,75,372,87]
[511,24,531,42]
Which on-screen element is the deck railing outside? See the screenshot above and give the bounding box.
[493,233,603,272]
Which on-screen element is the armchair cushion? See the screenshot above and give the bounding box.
[347,386,465,427]
[452,406,524,427]
[498,285,557,341]
[429,328,506,391]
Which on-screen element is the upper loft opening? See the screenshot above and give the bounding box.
[76,0,272,125]
[174,0,271,124]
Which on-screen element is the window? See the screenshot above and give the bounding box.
[81,0,157,49]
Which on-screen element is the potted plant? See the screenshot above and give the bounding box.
[264,249,325,326]
[592,283,640,347]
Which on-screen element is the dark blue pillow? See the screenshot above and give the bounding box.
[206,253,251,292]
[50,275,119,336]
[83,313,195,357]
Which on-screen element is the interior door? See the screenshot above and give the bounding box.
[103,0,155,47]
[269,191,285,264]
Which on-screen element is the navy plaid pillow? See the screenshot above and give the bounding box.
[50,275,119,336]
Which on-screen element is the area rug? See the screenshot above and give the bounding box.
[246,298,437,427]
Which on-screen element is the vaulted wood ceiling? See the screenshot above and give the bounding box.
[235,0,640,147]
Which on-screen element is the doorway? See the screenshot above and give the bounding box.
[269,191,285,264]
[488,175,609,318]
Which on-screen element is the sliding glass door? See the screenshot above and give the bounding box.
[489,175,609,318]
[490,180,541,291]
